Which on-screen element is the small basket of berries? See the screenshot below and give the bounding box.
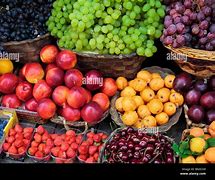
[77,128,109,163]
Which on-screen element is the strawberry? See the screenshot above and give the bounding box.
[86,138,94,145]
[50,134,58,140]
[7,136,15,144]
[46,138,54,148]
[51,147,60,157]
[42,133,50,142]
[24,132,32,140]
[78,145,88,155]
[87,132,95,139]
[93,152,99,161]
[28,147,37,156]
[35,151,44,158]
[38,143,46,153]
[34,133,42,143]
[58,150,67,159]
[3,143,11,151]
[61,142,69,151]
[76,134,83,145]
[15,132,23,140]
[9,129,16,136]
[66,130,76,137]
[70,137,76,144]
[81,141,89,146]
[54,137,63,146]
[98,132,104,138]
[31,141,39,147]
[66,148,76,158]
[61,134,66,139]
[44,146,51,155]
[18,146,26,154]
[14,139,24,148]
[85,157,95,163]
[8,146,17,154]
[78,154,88,161]
[102,134,108,140]
[23,139,30,146]
[14,124,23,133]
[93,134,102,143]
[37,125,45,135]
[89,145,97,155]
[23,127,34,134]
[71,142,78,150]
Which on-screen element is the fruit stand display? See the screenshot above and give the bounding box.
[0,0,215,165]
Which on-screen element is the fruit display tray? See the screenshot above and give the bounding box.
[110,66,183,132]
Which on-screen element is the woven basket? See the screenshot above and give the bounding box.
[75,52,145,79]
[110,66,183,132]
[2,34,54,64]
[0,106,47,124]
[165,45,215,78]
[184,104,209,129]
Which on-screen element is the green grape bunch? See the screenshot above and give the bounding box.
[47,0,166,57]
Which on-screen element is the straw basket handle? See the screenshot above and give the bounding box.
[60,116,88,135]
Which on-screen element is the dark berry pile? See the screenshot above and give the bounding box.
[0,0,53,42]
[161,0,215,50]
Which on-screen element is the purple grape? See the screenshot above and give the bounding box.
[164,19,173,28]
[210,24,215,33]
[192,25,200,35]
[184,0,192,9]
[200,20,209,30]
[206,42,213,50]
[202,6,212,16]
[175,2,185,14]
[173,16,181,24]
[190,12,197,20]
[176,22,185,33]
[199,37,208,44]
[170,9,177,16]
[172,40,180,48]
[167,24,177,35]
[197,12,205,21]
[184,9,192,16]
[176,35,186,45]
[182,15,190,25]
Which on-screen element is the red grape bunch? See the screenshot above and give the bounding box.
[161,0,215,50]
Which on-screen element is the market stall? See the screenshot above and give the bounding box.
[0,0,214,164]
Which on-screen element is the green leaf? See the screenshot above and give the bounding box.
[181,154,190,158]
[183,149,192,156]
[172,143,179,154]
[206,138,215,147]
[179,141,189,153]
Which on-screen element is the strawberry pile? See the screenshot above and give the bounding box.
[3,124,34,158]
[51,130,83,163]
[78,131,108,163]
[28,125,54,160]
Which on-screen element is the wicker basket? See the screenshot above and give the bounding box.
[75,52,145,79]
[165,45,215,78]
[110,66,183,132]
[0,106,47,124]
[2,34,54,64]
[184,104,209,129]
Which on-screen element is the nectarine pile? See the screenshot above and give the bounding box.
[0,45,117,124]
